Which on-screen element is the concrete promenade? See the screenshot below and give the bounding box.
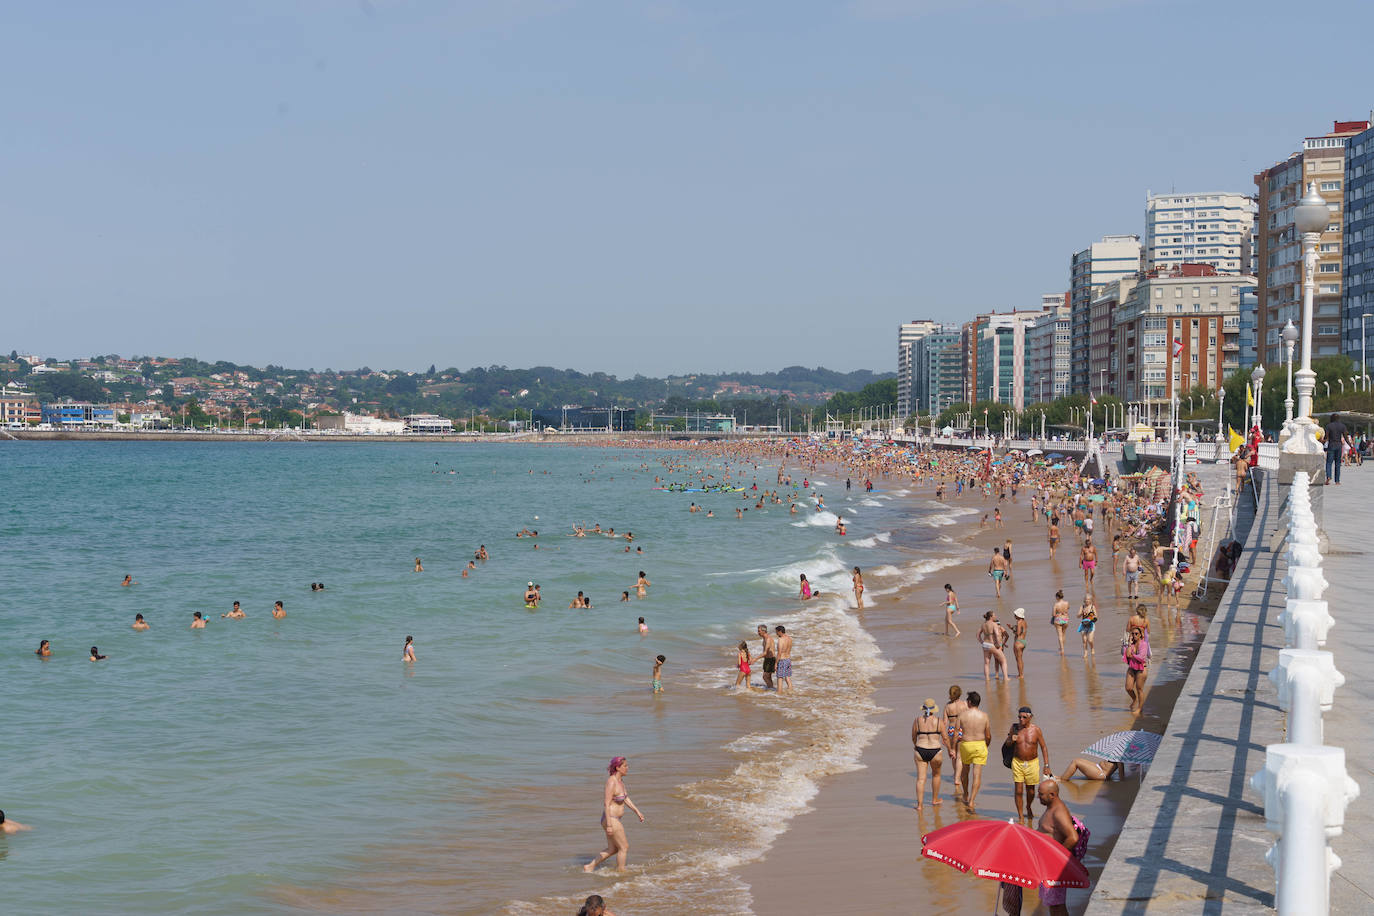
[1087,461,1372,914]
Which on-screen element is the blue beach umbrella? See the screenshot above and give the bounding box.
[1083,730,1161,765]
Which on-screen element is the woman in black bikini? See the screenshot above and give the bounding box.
[911,699,946,810]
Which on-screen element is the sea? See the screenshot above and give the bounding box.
[0,441,975,915]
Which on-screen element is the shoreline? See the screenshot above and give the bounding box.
[739,464,1221,914]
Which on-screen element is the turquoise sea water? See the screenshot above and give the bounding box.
[0,442,964,914]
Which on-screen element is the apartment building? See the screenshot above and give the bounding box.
[912,328,962,417]
[896,320,943,419]
[1024,295,1070,402]
[1254,120,1369,365]
[1089,276,1138,396]
[1113,266,1251,405]
[1145,192,1255,274]
[1069,235,1142,394]
[1344,123,1374,365]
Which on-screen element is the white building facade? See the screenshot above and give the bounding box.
[1145,192,1256,275]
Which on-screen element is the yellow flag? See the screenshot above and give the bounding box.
[1228,425,1244,452]
[1246,385,1255,407]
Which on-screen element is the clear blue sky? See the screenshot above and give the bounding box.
[3,0,1371,376]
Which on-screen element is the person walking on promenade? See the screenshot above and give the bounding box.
[1005,706,1050,819]
[956,691,991,809]
[1036,779,1089,916]
[1051,590,1070,655]
[1325,413,1348,485]
[584,757,644,873]
[911,698,946,810]
[943,685,968,794]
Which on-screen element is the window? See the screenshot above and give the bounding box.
[1191,353,1199,363]
[1210,286,1219,297]
[1192,287,1201,298]
[1174,288,1183,299]
[1321,181,1341,191]
[1320,263,1340,273]
[1154,288,1163,299]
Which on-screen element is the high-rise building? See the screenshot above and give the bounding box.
[1089,276,1138,396]
[1145,192,1255,275]
[1238,284,1259,370]
[1254,119,1368,366]
[914,328,963,417]
[896,320,942,419]
[1070,235,1143,394]
[1113,265,1251,405]
[973,312,1040,410]
[1024,295,1070,403]
[1343,123,1374,370]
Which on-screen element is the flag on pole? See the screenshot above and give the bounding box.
[1228,425,1244,452]
[1090,395,1097,405]
[1246,385,1255,407]
[1172,338,1184,358]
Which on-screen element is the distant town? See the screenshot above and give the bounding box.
[0,354,894,434]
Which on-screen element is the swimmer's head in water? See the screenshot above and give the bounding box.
[135,614,144,621]
[656,654,665,663]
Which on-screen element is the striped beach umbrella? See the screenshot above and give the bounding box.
[1083,730,1161,765]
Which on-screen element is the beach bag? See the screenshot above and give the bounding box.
[1002,724,1019,768]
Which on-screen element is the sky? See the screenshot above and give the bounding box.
[3,0,1372,377]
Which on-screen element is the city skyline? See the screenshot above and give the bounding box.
[2,1,1372,376]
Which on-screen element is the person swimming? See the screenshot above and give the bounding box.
[89,646,107,661]
[132,614,150,631]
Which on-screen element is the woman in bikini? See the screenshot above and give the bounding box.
[1078,594,1098,658]
[584,756,644,873]
[851,566,865,609]
[979,612,1008,681]
[943,583,961,637]
[402,635,416,663]
[911,699,946,810]
[1048,515,1060,559]
[1124,625,1150,713]
[943,685,968,794]
[733,641,753,690]
[1051,590,1071,655]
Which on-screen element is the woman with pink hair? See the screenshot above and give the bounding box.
[583,757,645,873]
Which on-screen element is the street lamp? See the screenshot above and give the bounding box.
[1251,364,1266,433]
[1324,381,1331,399]
[1282,181,1330,454]
[1281,319,1298,441]
[1338,378,1345,394]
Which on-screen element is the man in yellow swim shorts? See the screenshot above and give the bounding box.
[955,690,991,807]
[1007,706,1051,819]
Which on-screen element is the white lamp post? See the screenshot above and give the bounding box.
[1217,387,1226,451]
[1283,182,1330,454]
[1252,364,1267,435]
[1282,320,1299,442]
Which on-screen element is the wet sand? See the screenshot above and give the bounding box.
[741,482,1218,915]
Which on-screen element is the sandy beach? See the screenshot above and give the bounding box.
[741,471,1218,915]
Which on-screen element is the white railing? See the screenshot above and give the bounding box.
[1249,471,1360,914]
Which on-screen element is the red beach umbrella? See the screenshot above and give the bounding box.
[920,818,1090,889]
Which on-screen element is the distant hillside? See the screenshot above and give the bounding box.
[0,353,892,426]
